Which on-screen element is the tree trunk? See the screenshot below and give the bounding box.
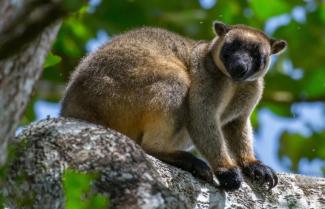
[3,118,325,209]
[0,0,62,165]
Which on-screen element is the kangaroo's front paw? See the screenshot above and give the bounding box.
[242,161,278,190]
[190,157,214,184]
[215,167,243,191]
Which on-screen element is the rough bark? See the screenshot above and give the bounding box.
[0,0,63,59]
[0,0,62,165]
[3,118,325,209]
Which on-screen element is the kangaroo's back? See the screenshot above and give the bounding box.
[101,27,195,66]
[61,27,195,142]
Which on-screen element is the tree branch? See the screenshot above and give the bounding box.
[0,0,65,59]
[3,118,324,209]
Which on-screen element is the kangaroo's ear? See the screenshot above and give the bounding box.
[213,21,230,36]
[270,39,287,54]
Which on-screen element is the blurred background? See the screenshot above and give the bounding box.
[22,0,325,177]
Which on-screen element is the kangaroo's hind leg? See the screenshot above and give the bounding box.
[140,114,213,183]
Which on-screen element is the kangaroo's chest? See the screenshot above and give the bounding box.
[220,80,263,125]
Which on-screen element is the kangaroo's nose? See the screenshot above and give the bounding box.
[234,62,248,77]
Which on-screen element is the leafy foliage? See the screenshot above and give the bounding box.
[279,131,325,172]
[24,0,325,176]
[63,170,108,209]
[250,0,291,21]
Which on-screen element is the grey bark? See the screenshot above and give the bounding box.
[3,118,325,209]
[0,0,62,165]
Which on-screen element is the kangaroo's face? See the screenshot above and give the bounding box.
[211,21,287,81]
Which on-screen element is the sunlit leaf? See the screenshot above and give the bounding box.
[250,0,291,21]
[43,52,62,69]
[63,170,108,209]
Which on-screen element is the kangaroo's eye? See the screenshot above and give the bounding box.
[261,55,268,66]
[258,54,263,65]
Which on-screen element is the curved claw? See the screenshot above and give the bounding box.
[264,165,278,190]
[242,161,278,190]
[265,170,274,190]
[273,170,279,187]
[267,167,278,190]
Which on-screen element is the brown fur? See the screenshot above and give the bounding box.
[61,23,287,190]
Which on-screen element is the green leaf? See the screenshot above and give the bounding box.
[88,194,108,209]
[21,97,37,125]
[214,1,242,24]
[43,52,62,69]
[301,68,325,98]
[65,18,92,41]
[64,170,92,209]
[63,170,108,209]
[250,0,291,21]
